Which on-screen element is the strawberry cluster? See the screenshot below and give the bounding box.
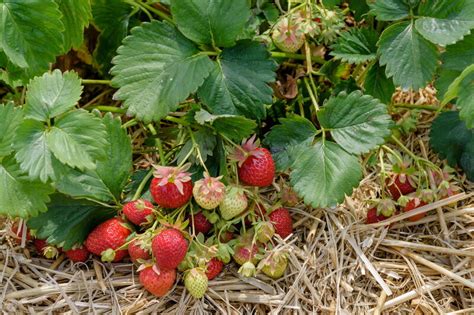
[366,161,461,224]
[10,135,296,299]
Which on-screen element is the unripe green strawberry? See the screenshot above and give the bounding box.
[193,173,226,210]
[255,221,275,243]
[184,268,208,299]
[219,186,248,220]
[260,252,288,279]
[238,261,256,277]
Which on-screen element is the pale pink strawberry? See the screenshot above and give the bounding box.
[272,15,305,53]
[193,173,226,210]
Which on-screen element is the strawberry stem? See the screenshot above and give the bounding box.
[188,127,209,173]
[132,169,154,201]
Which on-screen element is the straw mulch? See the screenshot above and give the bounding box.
[1,90,473,314]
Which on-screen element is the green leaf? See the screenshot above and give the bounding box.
[330,28,378,64]
[198,40,276,120]
[28,195,115,249]
[442,64,474,105]
[442,65,474,128]
[194,109,257,141]
[25,70,83,121]
[46,110,107,170]
[430,111,473,165]
[111,21,214,122]
[0,103,23,157]
[348,0,370,20]
[0,156,54,218]
[368,0,410,21]
[264,115,317,171]
[415,0,474,46]
[54,113,132,202]
[0,0,64,79]
[318,91,393,154]
[378,21,439,90]
[171,0,250,48]
[14,120,58,182]
[459,138,474,181]
[436,33,474,97]
[91,0,134,74]
[56,0,92,51]
[95,112,132,198]
[364,62,395,104]
[177,128,217,166]
[289,141,362,207]
[54,165,115,203]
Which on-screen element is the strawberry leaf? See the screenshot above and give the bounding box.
[317,91,393,155]
[194,109,257,141]
[442,64,474,128]
[264,115,318,171]
[56,0,92,51]
[198,40,277,120]
[415,0,474,46]
[95,113,133,199]
[25,70,83,121]
[27,194,116,250]
[430,111,474,180]
[170,0,250,48]
[368,0,410,21]
[364,62,395,104]
[55,113,132,202]
[14,120,60,182]
[0,103,23,157]
[0,156,54,218]
[290,141,362,207]
[46,110,108,170]
[111,21,214,122]
[436,33,474,97]
[378,21,439,90]
[330,28,378,64]
[91,0,135,74]
[0,0,64,82]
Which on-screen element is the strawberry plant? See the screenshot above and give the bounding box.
[0,0,473,304]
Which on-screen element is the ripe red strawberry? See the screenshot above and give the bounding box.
[387,174,416,200]
[123,199,154,226]
[65,246,89,263]
[152,229,188,270]
[85,217,131,262]
[34,239,46,252]
[206,258,224,280]
[150,165,193,208]
[268,208,293,238]
[139,266,176,297]
[129,239,151,263]
[231,135,275,187]
[366,208,389,224]
[190,212,212,234]
[403,199,427,222]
